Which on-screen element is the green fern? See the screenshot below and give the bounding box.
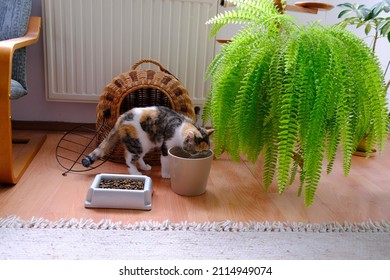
[204,0,389,206]
[206,0,291,37]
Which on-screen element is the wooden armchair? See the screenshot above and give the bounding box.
[0,11,46,184]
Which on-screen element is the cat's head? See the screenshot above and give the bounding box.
[182,125,214,154]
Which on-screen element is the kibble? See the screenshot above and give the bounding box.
[99,178,144,190]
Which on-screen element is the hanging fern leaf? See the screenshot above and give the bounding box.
[276,36,300,194]
[204,0,389,206]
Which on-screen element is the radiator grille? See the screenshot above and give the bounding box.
[42,0,217,104]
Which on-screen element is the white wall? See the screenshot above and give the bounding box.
[12,0,390,123]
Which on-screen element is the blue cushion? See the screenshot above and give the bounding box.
[10,79,28,100]
[0,0,32,94]
[0,0,32,40]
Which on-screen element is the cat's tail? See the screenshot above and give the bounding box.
[81,128,119,167]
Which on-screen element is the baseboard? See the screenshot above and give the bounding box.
[12,120,95,132]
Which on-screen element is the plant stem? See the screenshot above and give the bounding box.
[372,30,378,53]
[385,61,390,91]
[370,28,389,92]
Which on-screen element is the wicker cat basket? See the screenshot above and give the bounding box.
[96,59,196,165]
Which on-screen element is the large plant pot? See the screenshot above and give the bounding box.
[168,147,213,196]
[353,137,376,157]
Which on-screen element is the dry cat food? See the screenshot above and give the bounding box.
[98,178,144,190]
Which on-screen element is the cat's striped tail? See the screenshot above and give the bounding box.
[81,128,119,167]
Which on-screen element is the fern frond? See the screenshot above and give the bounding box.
[202,90,213,126]
[205,52,224,80]
[206,0,294,37]
[298,25,334,204]
[263,139,278,189]
[276,35,300,194]
[232,33,274,161]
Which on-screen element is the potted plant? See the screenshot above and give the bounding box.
[338,1,389,91]
[337,0,390,155]
[203,0,389,205]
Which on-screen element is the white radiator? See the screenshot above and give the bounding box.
[42,0,218,104]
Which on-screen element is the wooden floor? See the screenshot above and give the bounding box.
[1,130,390,224]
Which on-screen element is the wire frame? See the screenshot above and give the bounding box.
[55,124,117,175]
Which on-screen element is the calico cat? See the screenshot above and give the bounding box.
[82,106,214,178]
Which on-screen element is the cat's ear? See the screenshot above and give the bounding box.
[185,130,195,141]
[206,129,215,136]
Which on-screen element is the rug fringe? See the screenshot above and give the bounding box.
[1,215,390,232]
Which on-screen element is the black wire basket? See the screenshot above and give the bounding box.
[55,123,117,176]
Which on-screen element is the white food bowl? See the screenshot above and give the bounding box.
[84,173,152,210]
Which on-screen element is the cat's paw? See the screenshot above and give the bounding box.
[128,167,142,175]
[140,164,151,171]
[161,172,171,179]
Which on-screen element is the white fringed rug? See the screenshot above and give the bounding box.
[1,216,390,260]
